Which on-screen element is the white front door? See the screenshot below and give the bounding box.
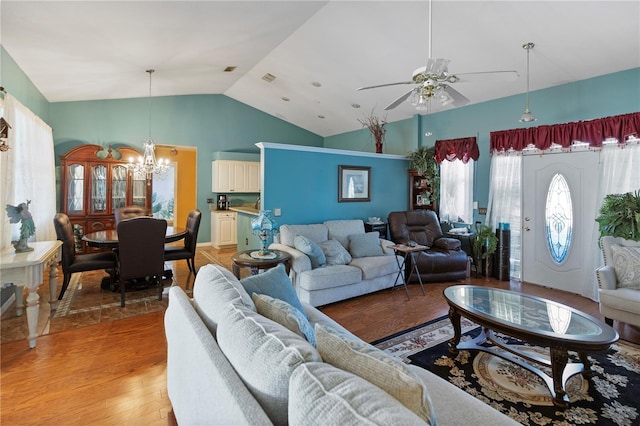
[521,150,599,294]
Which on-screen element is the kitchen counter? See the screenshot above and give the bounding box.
[230,206,260,216]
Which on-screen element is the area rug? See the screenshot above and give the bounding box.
[372,316,640,426]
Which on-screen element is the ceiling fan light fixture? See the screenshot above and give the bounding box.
[519,42,537,123]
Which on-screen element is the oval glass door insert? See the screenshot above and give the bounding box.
[545,173,573,263]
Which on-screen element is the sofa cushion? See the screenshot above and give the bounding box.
[325,219,365,249]
[252,293,316,346]
[610,244,640,289]
[294,235,326,268]
[289,362,428,425]
[298,264,362,291]
[315,324,436,424]
[241,264,307,316]
[318,239,352,265]
[279,224,328,247]
[217,303,322,425]
[192,264,256,334]
[349,255,399,280]
[348,231,384,258]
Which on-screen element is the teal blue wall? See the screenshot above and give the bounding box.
[0,46,49,120]
[48,95,323,242]
[326,68,640,223]
[262,145,408,226]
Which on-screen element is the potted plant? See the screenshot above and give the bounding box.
[595,190,640,242]
[358,112,387,154]
[407,146,439,203]
[472,223,498,277]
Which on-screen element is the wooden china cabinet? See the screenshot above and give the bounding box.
[408,169,438,212]
[60,144,152,253]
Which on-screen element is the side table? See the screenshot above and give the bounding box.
[365,222,388,239]
[231,249,291,279]
[388,244,427,300]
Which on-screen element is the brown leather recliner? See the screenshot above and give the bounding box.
[387,210,468,283]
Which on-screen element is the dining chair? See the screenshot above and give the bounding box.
[53,213,117,300]
[116,217,167,307]
[164,209,202,275]
[114,205,151,225]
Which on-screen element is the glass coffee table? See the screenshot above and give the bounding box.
[444,285,619,408]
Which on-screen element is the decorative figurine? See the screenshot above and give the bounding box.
[6,200,36,252]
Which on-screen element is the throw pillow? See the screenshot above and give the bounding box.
[252,293,316,346]
[315,323,436,425]
[217,304,322,425]
[348,231,384,258]
[610,244,640,289]
[318,239,352,265]
[294,235,326,268]
[289,362,428,425]
[241,264,307,316]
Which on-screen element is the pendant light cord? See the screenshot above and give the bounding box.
[428,0,432,59]
[147,69,154,140]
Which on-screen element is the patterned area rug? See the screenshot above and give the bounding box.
[373,316,640,426]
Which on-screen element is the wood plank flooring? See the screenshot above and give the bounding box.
[1,246,638,425]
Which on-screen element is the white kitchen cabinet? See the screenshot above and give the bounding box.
[212,160,260,193]
[211,211,237,248]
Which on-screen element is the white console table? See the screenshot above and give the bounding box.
[0,241,62,348]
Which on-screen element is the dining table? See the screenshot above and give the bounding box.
[82,225,187,249]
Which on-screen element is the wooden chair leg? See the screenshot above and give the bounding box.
[57,273,72,300]
[120,278,126,308]
[158,276,163,301]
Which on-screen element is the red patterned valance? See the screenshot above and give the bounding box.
[490,112,640,153]
[434,137,479,164]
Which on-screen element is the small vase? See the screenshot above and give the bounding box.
[375,138,383,154]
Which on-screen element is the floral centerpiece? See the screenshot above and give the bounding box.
[358,112,387,154]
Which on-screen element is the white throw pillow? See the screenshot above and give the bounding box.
[315,323,436,424]
[289,362,428,425]
[348,232,384,258]
[610,244,640,289]
[252,293,316,346]
[217,304,322,425]
[318,239,352,265]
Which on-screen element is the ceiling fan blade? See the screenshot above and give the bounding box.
[454,70,519,83]
[384,89,414,110]
[441,85,469,107]
[357,81,414,91]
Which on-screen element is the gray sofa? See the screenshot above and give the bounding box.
[270,219,401,307]
[165,263,519,425]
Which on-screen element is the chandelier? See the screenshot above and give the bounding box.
[128,69,168,179]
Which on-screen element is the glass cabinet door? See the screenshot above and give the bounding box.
[111,165,127,210]
[91,164,107,214]
[67,163,85,214]
[131,173,147,207]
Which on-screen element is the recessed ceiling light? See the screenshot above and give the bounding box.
[223,66,237,72]
[318,115,325,119]
[262,73,277,83]
[281,97,290,102]
[312,82,322,87]
[351,103,361,109]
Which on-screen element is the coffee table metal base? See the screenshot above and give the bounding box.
[447,308,591,408]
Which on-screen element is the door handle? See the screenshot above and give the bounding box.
[524,226,530,231]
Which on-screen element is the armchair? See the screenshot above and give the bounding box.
[595,236,640,327]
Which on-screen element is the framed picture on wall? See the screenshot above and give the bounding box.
[416,195,424,206]
[338,165,370,202]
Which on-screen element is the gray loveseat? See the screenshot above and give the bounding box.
[270,219,401,307]
[164,263,519,425]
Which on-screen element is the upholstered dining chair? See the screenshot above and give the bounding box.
[53,213,117,300]
[116,217,167,307]
[164,209,202,275]
[114,205,151,225]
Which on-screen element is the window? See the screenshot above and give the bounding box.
[439,159,474,224]
[545,173,573,264]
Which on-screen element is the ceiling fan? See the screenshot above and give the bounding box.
[357,0,518,112]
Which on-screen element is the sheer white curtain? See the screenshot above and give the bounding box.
[587,139,640,300]
[0,94,56,250]
[486,152,522,280]
[439,159,474,224]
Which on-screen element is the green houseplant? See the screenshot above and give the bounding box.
[595,190,640,242]
[472,223,498,277]
[407,146,439,203]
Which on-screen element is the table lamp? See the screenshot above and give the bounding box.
[251,209,278,257]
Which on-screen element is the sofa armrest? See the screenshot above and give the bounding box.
[380,238,396,255]
[433,237,462,251]
[595,265,617,290]
[269,243,312,273]
[301,301,360,340]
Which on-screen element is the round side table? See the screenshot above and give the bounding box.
[231,249,291,279]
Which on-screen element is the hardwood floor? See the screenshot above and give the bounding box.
[1,246,638,425]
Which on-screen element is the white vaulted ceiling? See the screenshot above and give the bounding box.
[2,1,639,137]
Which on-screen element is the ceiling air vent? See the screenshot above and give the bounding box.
[262,73,277,83]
